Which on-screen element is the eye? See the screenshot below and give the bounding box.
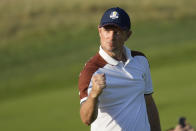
[104,27,112,32]
[116,31,121,35]
[114,30,121,36]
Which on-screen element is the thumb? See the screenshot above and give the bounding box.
[101,73,105,76]
[101,73,105,78]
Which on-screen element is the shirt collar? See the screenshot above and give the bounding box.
[99,46,133,66]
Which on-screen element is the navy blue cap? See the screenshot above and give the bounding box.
[99,7,131,31]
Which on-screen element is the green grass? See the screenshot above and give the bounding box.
[1,20,196,130]
[1,19,196,99]
[0,0,196,130]
[153,61,196,130]
[0,87,89,131]
[0,61,195,131]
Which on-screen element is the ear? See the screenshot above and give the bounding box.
[98,26,102,37]
[125,30,132,41]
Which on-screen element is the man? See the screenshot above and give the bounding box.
[173,124,195,131]
[78,7,161,131]
[167,117,195,131]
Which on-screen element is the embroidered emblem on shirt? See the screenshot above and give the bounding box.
[142,73,145,80]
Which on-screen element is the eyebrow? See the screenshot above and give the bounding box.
[104,26,122,32]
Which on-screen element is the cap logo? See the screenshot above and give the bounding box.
[110,11,119,19]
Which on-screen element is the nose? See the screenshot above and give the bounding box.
[107,30,116,40]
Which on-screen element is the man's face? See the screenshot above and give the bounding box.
[98,25,131,54]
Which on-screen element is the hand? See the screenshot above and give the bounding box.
[90,73,106,98]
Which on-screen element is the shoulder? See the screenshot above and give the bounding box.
[131,50,147,58]
[78,53,107,100]
[80,53,107,76]
[131,50,150,67]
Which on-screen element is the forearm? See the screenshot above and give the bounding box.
[147,102,161,131]
[80,93,98,126]
[145,95,161,131]
[80,73,105,126]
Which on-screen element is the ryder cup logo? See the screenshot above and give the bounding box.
[110,11,119,19]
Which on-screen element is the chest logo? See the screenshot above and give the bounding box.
[142,73,145,79]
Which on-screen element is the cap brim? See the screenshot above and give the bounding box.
[99,23,127,30]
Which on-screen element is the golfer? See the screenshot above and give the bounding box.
[78,7,161,131]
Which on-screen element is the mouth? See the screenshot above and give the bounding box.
[106,42,114,47]
[108,41,117,46]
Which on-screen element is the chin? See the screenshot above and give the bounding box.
[106,47,117,52]
[101,43,117,52]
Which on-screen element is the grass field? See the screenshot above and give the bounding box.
[0,0,196,130]
[0,59,196,131]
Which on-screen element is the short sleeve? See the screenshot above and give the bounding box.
[144,59,153,94]
[78,53,107,104]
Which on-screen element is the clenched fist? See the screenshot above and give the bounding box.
[90,73,106,98]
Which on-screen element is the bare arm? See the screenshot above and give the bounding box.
[80,93,98,126]
[80,74,106,126]
[145,94,161,131]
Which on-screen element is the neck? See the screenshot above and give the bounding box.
[107,47,127,62]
